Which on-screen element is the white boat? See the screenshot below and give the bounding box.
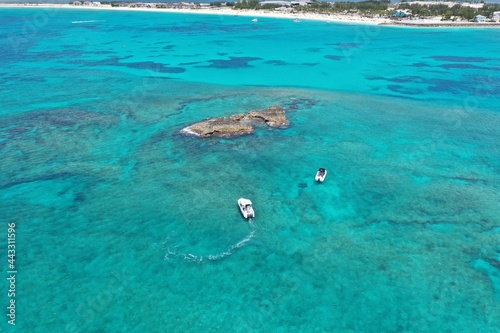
[238,198,255,219]
[294,19,301,23]
[315,168,327,182]
[252,18,258,22]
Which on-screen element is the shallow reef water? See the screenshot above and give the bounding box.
[0,7,499,332]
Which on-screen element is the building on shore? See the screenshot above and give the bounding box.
[291,0,313,6]
[258,0,311,7]
[492,11,500,22]
[129,2,158,8]
[259,1,292,7]
[473,15,486,22]
[389,11,411,19]
[79,1,101,5]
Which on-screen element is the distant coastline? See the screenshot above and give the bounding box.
[1,2,500,27]
[382,20,500,27]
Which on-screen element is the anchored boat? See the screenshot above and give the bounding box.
[315,168,327,182]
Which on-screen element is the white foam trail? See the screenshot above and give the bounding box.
[207,230,255,261]
[71,20,106,24]
[163,230,256,263]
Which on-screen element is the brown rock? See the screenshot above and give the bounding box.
[181,106,289,138]
[184,117,254,137]
[246,106,289,128]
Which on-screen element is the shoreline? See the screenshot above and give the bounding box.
[1,3,500,28]
[0,4,388,25]
[382,20,500,27]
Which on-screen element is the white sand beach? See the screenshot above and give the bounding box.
[0,3,391,25]
[2,3,499,27]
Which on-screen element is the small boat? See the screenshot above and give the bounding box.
[294,19,301,23]
[252,18,258,23]
[315,168,327,182]
[238,198,255,219]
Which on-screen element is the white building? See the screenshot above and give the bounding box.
[260,1,291,6]
[473,15,486,22]
[291,0,312,6]
[492,11,500,22]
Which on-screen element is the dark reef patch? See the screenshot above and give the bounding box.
[162,45,175,51]
[366,75,425,84]
[0,109,119,130]
[173,53,204,58]
[324,55,343,61]
[327,42,362,49]
[144,76,174,80]
[306,47,323,53]
[439,63,499,71]
[427,77,500,95]
[212,40,231,46]
[387,85,422,95]
[0,173,72,190]
[284,98,316,110]
[73,55,132,66]
[27,49,85,60]
[200,57,262,69]
[265,60,289,66]
[122,61,185,73]
[179,61,202,66]
[73,56,185,73]
[88,50,116,55]
[5,75,46,83]
[366,74,498,95]
[412,62,430,68]
[429,56,491,63]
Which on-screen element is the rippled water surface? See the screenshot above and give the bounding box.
[0,8,499,332]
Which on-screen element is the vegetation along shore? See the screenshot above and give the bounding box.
[2,1,500,27]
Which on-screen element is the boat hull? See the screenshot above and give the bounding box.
[315,170,327,182]
[238,198,255,219]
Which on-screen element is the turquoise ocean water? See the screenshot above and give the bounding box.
[0,7,499,332]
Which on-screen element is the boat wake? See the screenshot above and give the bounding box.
[163,229,256,263]
[71,20,106,24]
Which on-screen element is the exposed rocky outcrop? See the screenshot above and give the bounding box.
[247,106,290,128]
[181,106,289,138]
